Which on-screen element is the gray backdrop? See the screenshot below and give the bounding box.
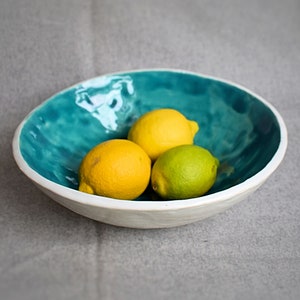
[1,0,299,299]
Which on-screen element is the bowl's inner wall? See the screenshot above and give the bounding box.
[20,71,280,199]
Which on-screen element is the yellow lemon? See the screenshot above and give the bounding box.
[78,139,151,200]
[151,145,219,200]
[127,108,199,161]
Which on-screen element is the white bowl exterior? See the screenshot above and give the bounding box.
[35,180,261,228]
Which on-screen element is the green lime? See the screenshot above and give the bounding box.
[151,145,219,199]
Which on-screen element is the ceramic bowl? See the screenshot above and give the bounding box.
[12,69,287,228]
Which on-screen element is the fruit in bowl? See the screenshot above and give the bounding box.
[78,139,151,200]
[128,108,199,161]
[151,144,219,200]
[77,108,218,201]
[12,69,287,228]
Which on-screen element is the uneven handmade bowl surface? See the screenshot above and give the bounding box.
[13,69,287,228]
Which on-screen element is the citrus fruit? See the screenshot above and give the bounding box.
[151,145,219,199]
[78,139,151,200]
[127,108,199,161]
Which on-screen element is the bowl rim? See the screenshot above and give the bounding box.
[12,68,288,211]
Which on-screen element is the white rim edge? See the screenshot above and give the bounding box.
[12,69,288,212]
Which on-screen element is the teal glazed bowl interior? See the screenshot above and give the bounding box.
[13,69,287,228]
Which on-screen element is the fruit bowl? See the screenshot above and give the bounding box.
[12,69,288,228]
